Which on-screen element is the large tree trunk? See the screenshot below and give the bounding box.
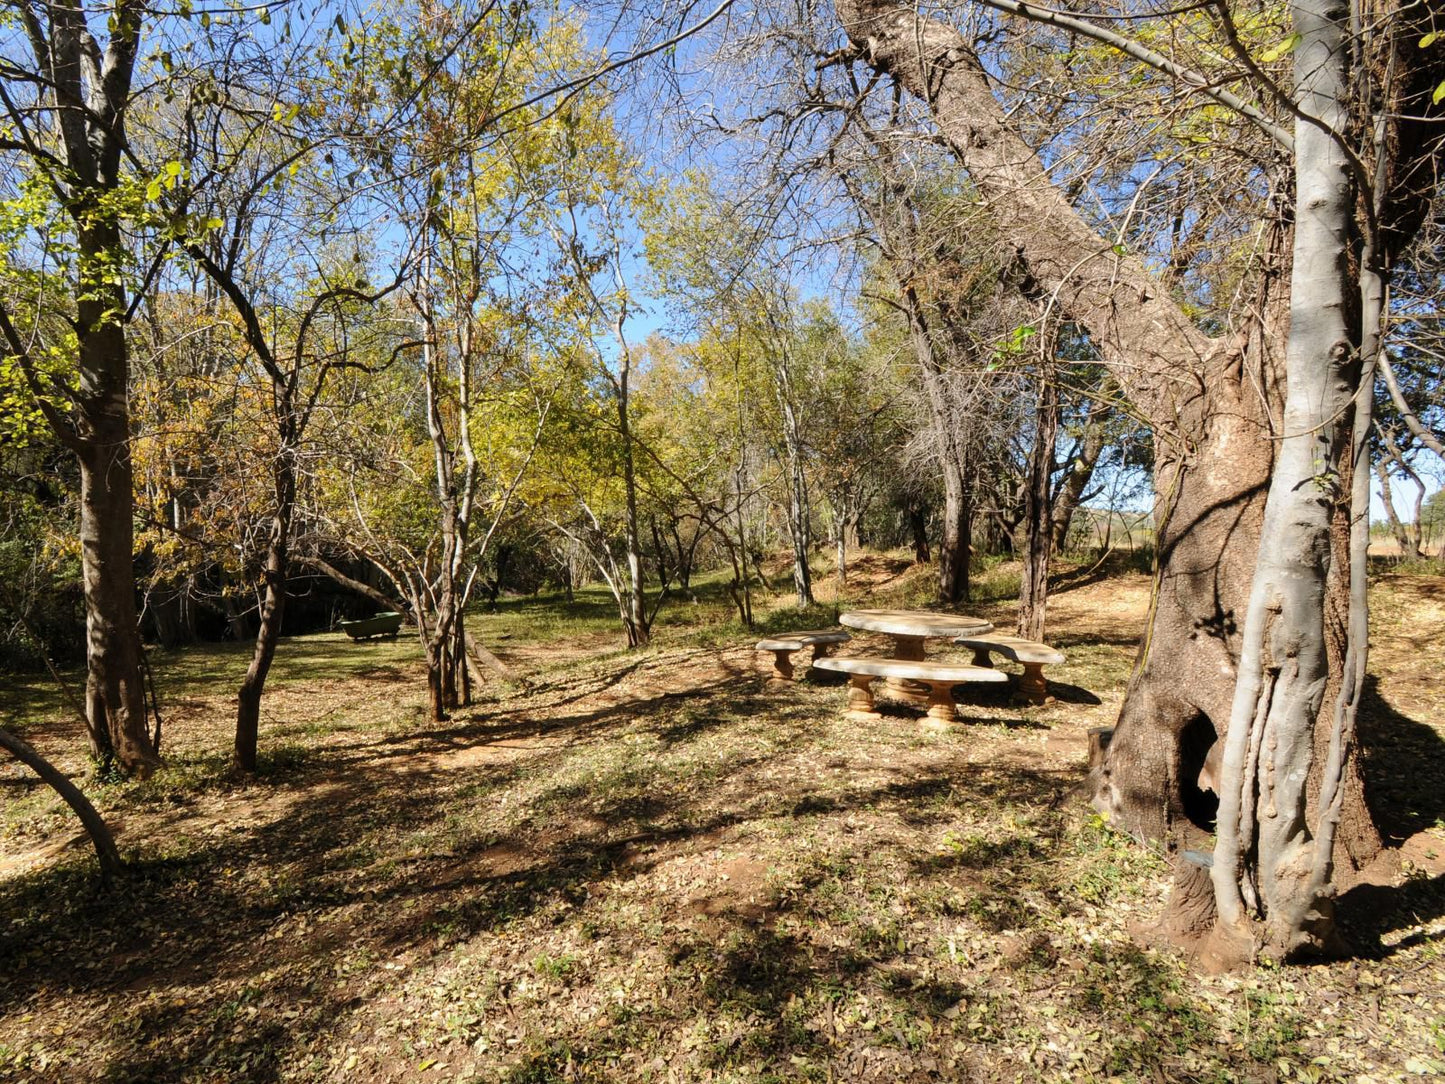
[833,0,1380,873]
[77,417,157,776]
[0,0,157,780]
[1208,0,1361,961]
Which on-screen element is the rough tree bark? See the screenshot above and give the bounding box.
[78,404,156,774]
[832,0,1380,881]
[908,504,931,563]
[414,251,477,720]
[0,0,159,776]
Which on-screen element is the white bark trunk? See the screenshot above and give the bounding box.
[1209,0,1356,961]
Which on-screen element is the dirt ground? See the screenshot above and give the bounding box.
[1,558,1443,1083]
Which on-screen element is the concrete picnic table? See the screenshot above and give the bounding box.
[838,609,994,660]
[837,609,995,701]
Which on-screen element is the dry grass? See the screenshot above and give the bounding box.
[1,555,1442,1083]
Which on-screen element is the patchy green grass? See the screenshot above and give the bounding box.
[1,558,1443,1083]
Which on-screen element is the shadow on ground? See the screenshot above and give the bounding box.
[0,643,1090,1083]
[1359,675,1445,843]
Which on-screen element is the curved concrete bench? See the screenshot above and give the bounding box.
[952,635,1065,704]
[755,629,851,681]
[813,656,1007,726]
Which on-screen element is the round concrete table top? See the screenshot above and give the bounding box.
[838,609,994,639]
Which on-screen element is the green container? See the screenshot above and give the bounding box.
[338,611,403,640]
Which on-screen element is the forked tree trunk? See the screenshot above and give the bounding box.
[235,452,295,773]
[1051,399,1110,552]
[1373,463,1416,558]
[834,0,1381,886]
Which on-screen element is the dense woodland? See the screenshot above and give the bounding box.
[3,0,1445,1077]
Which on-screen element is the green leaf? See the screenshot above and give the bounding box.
[1435,80,1445,104]
[1421,31,1439,47]
[1260,33,1301,63]
[145,178,163,201]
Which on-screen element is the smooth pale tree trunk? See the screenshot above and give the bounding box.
[1017,373,1058,641]
[834,0,1380,882]
[1208,0,1360,962]
[618,375,651,647]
